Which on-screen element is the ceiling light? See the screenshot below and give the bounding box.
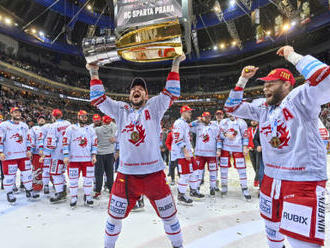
[87,5,92,10]
[231,41,237,46]
[4,17,12,25]
[14,23,18,26]
[39,31,45,36]
[213,45,218,51]
[291,21,297,27]
[31,28,37,34]
[266,30,271,36]
[282,23,290,31]
[230,0,236,7]
[220,43,225,49]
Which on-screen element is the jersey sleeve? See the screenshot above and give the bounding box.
[292,55,330,118]
[90,79,123,121]
[148,72,180,120]
[240,120,249,146]
[37,127,45,152]
[62,126,71,158]
[190,121,199,133]
[165,132,173,151]
[27,128,34,152]
[224,87,263,121]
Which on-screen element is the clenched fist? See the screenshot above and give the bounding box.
[276,45,295,60]
[241,66,259,79]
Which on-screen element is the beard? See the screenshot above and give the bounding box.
[13,116,21,121]
[266,88,284,106]
[78,119,88,125]
[131,99,144,108]
[94,122,102,127]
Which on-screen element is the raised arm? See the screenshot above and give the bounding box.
[87,64,122,120]
[224,66,262,121]
[277,46,330,118]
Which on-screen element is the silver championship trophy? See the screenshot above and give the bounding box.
[83,0,192,64]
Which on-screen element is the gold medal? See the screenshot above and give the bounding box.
[270,137,281,148]
[131,131,140,142]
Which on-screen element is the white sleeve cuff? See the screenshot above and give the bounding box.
[287,52,304,66]
[236,77,249,88]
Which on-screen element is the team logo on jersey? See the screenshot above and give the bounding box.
[260,121,290,149]
[227,128,238,137]
[10,133,23,144]
[201,134,210,143]
[73,137,88,148]
[122,122,146,146]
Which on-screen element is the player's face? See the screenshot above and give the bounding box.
[251,120,258,126]
[215,112,224,121]
[93,120,102,126]
[11,110,21,121]
[182,111,192,121]
[129,85,147,108]
[263,80,286,106]
[226,113,235,121]
[78,115,88,124]
[38,118,46,126]
[202,115,211,124]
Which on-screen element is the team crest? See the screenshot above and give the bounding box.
[122,122,146,146]
[260,121,290,149]
[201,134,210,143]
[10,133,23,144]
[73,137,88,148]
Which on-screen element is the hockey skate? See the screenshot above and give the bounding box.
[210,188,216,197]
[44,185,50,195]
[132,197,145,212]
[242,188,252,201]
[177,192,193,206]
[84,195,94,207]
[26,190,40,200]
[70,196,78,208]
[220,185,228,197]
[19,182,25,192]
[190,189,205,199]
[7,192,16,204]
[13,185,19,194]
[50,191,66,203]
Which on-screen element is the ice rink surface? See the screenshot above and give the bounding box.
[1,156,330,248]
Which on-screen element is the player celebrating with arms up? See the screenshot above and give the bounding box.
[224,46,330,248]
[88,54,186,248]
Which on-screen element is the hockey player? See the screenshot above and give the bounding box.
[172,105,204,203]
[219,112,251,200]
[44,109,71,203]
[0,107,39,203]
[91,114,102,128]
[88,54,185,248]
[190,112,221,196]
[63,110,97,207]
[247,120,260,187]
[28,115,47,196]
[224,45,330,248]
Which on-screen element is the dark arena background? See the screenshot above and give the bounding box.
[0,1,329,248]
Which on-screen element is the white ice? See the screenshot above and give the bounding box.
[1,156,329,248]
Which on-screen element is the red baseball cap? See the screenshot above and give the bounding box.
[216,110,224,115]
[78,110,88,116]
[93,114,101,121]
[180,105,194,113]
[102,115,112,124]
[202,112,211,117]
[52,109,62,117]
[258,68,295,86]
[10,107,21,113]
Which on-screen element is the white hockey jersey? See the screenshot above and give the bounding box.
[0,121,30,160]
[37,123,50,153]
[219,118,248,153]
[29,125,48,155]
[318,119,329,147]
[63,123,97,162]
[190,120,221,157]
[171,118,193,160]
[44,120,71,160]
[224,55,330,181]
[90,72,180,175]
